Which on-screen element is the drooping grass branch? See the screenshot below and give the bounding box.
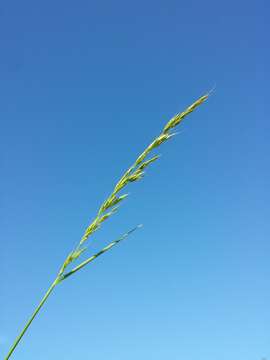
[5,93,209,360]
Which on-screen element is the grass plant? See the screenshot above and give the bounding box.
[5,93,209,359]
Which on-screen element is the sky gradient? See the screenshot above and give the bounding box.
[1,0,268,359]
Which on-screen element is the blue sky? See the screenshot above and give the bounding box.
[1,0,268,359]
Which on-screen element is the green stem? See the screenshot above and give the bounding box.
[4,278,59,360]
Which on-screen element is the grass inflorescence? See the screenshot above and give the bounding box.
[5,92,209,360]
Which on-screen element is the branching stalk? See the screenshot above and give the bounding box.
[60,225,142,281]
[5,93,209,359]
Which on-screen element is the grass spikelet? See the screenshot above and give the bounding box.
[128,170,144,182]
[82,218,100,239]
[138,155,160,170]
[113,175,129,193]
[99,206,119,223]
[100,193,128,212]
[151,132,173,148]
[5,93,209,360]
[163,94,208,133]
[135,150,149,165]
[70,247,87,261]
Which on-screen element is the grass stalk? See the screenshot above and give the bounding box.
[4,278,59,360]
[5,93,209,359]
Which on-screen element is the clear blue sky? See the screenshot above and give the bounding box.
[1,0,268,359]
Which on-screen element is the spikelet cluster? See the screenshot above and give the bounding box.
[61,93,208,274]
